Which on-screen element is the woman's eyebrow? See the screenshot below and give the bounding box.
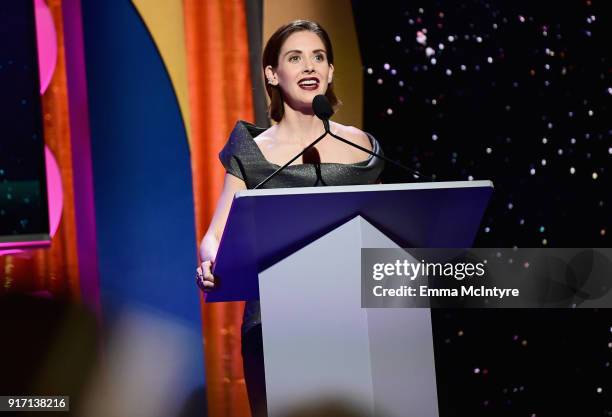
[283,49,302,57]
[282,49,326,57]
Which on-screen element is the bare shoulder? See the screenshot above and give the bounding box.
[253,125,279,155]
[332,123,373,152]
[253,125,276,145]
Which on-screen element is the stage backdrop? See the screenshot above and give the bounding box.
[80,0,205,411]
[184,0,254,415]
[0,0,81,301]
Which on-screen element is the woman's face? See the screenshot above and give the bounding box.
[265,30,334,112]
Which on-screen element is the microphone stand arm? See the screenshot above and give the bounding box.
[254,120,433,189]
[253,131,328,189]
[326,129,433,182]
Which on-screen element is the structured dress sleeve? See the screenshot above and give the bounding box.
[218,122,247,180]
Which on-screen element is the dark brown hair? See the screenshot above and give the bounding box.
[262,20,340,122]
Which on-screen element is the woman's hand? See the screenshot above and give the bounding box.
[196,260,215,292]
[197,233,219,292]
[196,173,245,292]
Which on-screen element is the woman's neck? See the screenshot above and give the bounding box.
[275,104,327,144]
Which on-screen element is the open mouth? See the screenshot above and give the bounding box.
[298,77,320,91]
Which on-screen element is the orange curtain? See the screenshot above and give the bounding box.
[184,1,254,416]
[0,0,80,301]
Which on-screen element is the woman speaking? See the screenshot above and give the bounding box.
[196,20,384,417]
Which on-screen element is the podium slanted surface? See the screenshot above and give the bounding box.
[208,181,493,302]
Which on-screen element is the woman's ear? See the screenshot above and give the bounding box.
[328,63,334,84]
[265,66,278,85]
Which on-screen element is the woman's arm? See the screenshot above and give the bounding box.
[197,173,246,291]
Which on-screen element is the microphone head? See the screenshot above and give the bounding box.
[312,95,333,121]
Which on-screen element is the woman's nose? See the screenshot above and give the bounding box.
[303,59,315,72]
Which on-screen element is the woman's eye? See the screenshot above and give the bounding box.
[314,54,325,62]
[289,56,300,62]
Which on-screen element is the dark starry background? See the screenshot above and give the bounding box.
[352,0,610,415]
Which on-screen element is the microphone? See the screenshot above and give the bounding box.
[313,95,333,132]
[312,95,432,181]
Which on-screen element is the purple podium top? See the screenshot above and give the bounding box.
[206,180,493,302]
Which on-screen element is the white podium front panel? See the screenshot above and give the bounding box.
[259,216,439,417]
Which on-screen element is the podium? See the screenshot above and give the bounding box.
[207,181,493,417]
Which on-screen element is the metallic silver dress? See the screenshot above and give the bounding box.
[219,120,385,334]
